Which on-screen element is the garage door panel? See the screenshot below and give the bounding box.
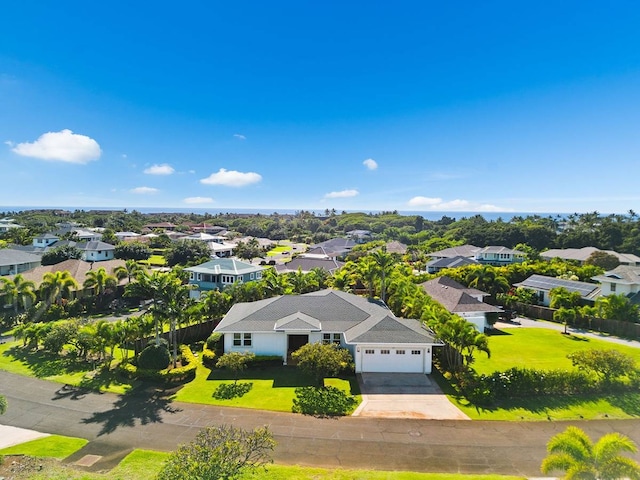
[361,348,423,373]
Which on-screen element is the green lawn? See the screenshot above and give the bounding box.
[0,435,87,459]
[140,254,166,266]
[474,328,640,374]
[173,362,360,412]
[439,327,640,421]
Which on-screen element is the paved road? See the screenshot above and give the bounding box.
[2,370,640,476]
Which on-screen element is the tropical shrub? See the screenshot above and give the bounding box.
[138,343,170,370]
[292,386,358,416]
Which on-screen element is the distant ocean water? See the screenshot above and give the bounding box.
[0,206,573,222]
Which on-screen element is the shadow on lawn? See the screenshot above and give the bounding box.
[206,366,361,395]
[81,383,182,436]
[4,345,90,378]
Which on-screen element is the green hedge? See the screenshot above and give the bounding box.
[201,344,216,368]
[248,355,283,368]
[119,345,197,384]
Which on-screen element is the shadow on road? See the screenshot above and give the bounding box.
[81,384,182,436]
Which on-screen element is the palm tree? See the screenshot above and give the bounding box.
[465,266,509,296]
[113,260,143,284]
[260,268,291,297]
[541,425,640,479]
[83,267,118,307]
[371,247,396,304]
[39,270,79,307]
[356,257,378,298]
[0,274,36,314]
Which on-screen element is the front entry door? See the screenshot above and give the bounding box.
[287,334,309,354]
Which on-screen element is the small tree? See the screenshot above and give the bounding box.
[115,241,151,261]
[156,424,275,480]
[292,342,353,387]
[41,245,83,266]
[216,352,256,383]
[568,349,636,384]
[585,250,620,270]
[165,239,211,267]
[541,426,640,479]
[553,307,577,334]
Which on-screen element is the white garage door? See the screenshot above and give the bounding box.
[361,347,424,373]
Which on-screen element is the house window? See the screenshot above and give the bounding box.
[380,349,390,355]
[396,350,405,355]
[322,333,341,345]
[222,275,234,284]
[233,333,252,347]
[411,350,421,355]
[256,271,262,279]
[250,273,254,279]
[611,283,617,292]
[364,349,374,354]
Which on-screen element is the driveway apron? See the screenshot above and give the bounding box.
[353,373,470,420]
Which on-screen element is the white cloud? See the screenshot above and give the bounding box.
[324,189,359,199]
[11,129,101,164]
[363,158,378,170]
[407,196,510,212]
[144,163,175,175]
[233,134,246,140]
[200,168,262,187]
[184,196,215,204]
[130,186,159,194]
[188,169,196,174]
[4,140,14,147]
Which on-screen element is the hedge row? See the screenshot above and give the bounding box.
[119,345,197,384]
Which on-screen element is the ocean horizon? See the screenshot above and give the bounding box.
[0,205,582,222]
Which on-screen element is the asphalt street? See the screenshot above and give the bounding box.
[2,370,640,476]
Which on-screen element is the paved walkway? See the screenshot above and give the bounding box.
[2,370,640,477]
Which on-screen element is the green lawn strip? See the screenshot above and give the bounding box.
[0,340,137,395]
[434,328,640,421]
[173,362,360,412]
[474,328,640,374]
[0,435,88,459]
[106,449,168,479]
[241,465,524,479]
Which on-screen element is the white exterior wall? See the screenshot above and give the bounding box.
[224,332,286,358]
[83,250,115,262]
[458,312,487,331]
[601,281,638,297]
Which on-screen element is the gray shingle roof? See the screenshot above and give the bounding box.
[0,249,42,267]
[427,255,479,269]
[216,289,437,345]
[515,274,601,298]
[592,265,640,285]
[275,256,344,274]
[426,244,479,259]
[420,277,500,313]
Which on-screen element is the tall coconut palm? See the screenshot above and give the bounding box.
[113,260,143,284]
[39,270,79,307]
[83,267,118,307]
[356,257,378,298]
[371,247,396,304]
[0,274,36,314]
[541,425,640,479]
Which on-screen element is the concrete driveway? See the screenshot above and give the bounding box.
[352,373,470,420]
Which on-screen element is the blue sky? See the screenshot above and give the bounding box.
[2,1,640,214]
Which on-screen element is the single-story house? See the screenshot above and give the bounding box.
[182,232,235,257]
[214,289,441,373]
[474,246,525,266]
[419,276,501,331]
[185,258,266,298]
[275,247,344,275]
[541,247,640,267]
[0,249,42,276]
[426,255,479,274]
[426,244,480,261]
[513,274,601,307]
[0,219,24,233]
[592,265,640,299]
[311,238,357,258]
[5,258,126,289]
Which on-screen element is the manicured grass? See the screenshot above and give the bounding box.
[0,435,88,459]
[435,328,640,421]
[474,328,640,374]
[0,340,137,395]
[173,362,360,412]
[140,254,166,266]
[108,449,168,479]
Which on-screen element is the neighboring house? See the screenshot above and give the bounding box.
[185,258,266,298]
[275,247,344,275]
[0,219,24,233]
[311,237,357,258]
[592,265,640,299]
[72,229,103,242]
[419,276,501,331]
[143,222,177,231]
[115,231,141,241]
[32,233,60,248]
[426,244,479,261]
[214,289,441,373]
[189,223,227,235]
[384,241,408,255]
[513,274,601,307]
[346,229,373,243]
[474,246,525,266]
[426,255,479,274]
[0,249,42,276]
[541,247,640,267]
[182,232,235,258]
[79,241,116,262]
[7,258,126,289]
